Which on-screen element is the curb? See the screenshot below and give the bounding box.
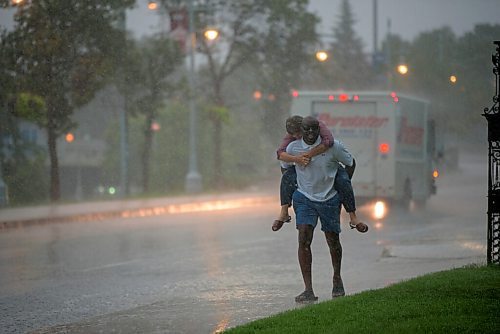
[0,193,277,230]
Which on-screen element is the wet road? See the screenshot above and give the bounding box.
[0,151,486,334]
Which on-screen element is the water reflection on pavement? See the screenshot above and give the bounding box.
[1,151,487,333]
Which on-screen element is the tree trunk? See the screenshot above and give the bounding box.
[262,91,290,144]
[47,126,60,201]
[213,117,222,188]
[213,82,224,189]
[142,116,153,193]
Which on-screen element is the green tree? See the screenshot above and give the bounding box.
[406,27,457,94]
[151,0,316,188]
[201,0,320,186]
[255,0,319,144]
[195,0,261,188]
[149,102,190,193]
[395,24,500,135]
[0,28,18,165]
[379,33,412,90]
[0,27,49,205]
[454,24,500,133]
[403,27,459,131]
[125,35,183,192]
[6,0,134,201]
[326,0,371,89]
[157,0,318,189]
[2,149,48,205]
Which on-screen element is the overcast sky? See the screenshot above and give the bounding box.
[309,0,500,52]
[1,0,500,53]
[126,0,500,53]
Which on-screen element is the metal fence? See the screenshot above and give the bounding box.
[483,41,500,265]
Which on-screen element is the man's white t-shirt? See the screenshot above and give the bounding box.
[286,138,353,202]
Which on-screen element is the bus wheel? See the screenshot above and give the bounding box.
[400,179,412,211]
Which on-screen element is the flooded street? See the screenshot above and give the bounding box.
[0,150,487,334]
[1,0,497,332]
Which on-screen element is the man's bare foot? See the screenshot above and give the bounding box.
[295,290,318,303]
[332,278,345,298]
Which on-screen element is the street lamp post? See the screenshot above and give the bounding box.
[184,0,202,193]
[117,9,129,197]
[0,163,6,207]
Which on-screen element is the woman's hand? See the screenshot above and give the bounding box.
[294,154,311,167]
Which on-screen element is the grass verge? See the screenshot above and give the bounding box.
[224,265,500,334]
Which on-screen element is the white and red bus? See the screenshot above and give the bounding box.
[290,90,438,217]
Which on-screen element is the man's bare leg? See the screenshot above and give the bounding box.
[295,225,318,302]
[325,231,345,298]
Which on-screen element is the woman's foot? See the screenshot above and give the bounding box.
[349,221,368,233]
[272,216,291,231]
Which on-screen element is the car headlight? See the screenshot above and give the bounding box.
[373,200,387,220]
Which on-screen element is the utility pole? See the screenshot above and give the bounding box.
[184,0,202,193]
[386,18,392,90]
[118,9,130,197]
[373,0,378,55]
[0,163,7,207]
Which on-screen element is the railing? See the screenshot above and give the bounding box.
[483,41,500,265]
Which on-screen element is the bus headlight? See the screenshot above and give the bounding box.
[373,200,387,220]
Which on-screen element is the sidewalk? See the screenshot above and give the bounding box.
[0,188,277,229]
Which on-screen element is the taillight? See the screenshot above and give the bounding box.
[379,142,390,154]
[339,93,349,102]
